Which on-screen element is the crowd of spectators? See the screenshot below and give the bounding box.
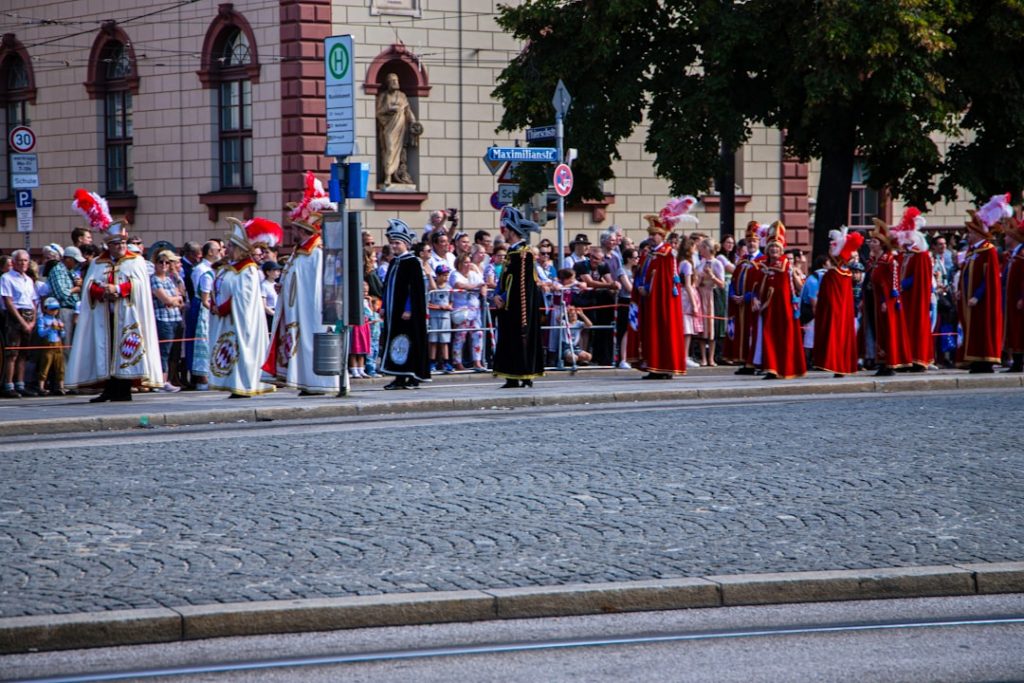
[2,206,1019,398]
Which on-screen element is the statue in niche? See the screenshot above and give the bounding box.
[376,72,422,188]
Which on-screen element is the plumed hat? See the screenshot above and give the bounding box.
[894,207,929,252]
[288,171,336,234]
[386,218,415,246]
[744,220,764,242]
[829,227,864,265]
[766,220,786,248]
[870,218,899,251]
[226,217,284,253]
[644,196,698,235]
[967,193,1012,240]
[500,207,541,238]
[72,188,126,243]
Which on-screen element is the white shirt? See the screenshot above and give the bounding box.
[0,270,38,309]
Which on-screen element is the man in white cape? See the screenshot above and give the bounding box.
[66,189,162,401]
[208,217,279,398]
[264,171,339,395]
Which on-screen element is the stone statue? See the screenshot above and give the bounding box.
[376,72,422,188]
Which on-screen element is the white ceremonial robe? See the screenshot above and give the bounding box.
[66,251,163,389]
[265,233,338,393]
[208,259,275,396]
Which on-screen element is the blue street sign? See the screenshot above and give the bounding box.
[525,125,556,142]
[14,189,32,209]
[486,147,558,163]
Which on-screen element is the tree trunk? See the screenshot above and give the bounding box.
[717,143,736,241]
[811,126,857,262]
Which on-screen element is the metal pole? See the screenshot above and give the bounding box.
[556,112,564,272]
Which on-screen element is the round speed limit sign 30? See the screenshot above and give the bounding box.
[9,126,36,153]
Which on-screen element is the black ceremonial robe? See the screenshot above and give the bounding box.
[493,241,545,380]
[381,251,431,382]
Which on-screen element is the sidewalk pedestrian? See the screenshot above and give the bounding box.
[1003,216,1024,373]
[493,207,545,388]
[813,228,862,376]
[381,219,431,389]
[151,250,185,392]
[35,297,67,395]
[751,222,806,379]
[66,189,163,401]
[209,217,279,398]
[626,197,692,379]
[1,250,39,398]
[957,195,1007,373]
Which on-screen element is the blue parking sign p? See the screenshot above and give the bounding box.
[14,189,32,209]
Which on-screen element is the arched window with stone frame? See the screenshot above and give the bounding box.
[85,23,139,202]
[197,4,261,220]
[0,35,36,201]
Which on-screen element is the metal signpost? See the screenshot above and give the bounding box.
[9,126,38,251]
[319,34,359,396]
[552,80,572,264]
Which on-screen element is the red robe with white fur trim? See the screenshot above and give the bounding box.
[900,249,934,367]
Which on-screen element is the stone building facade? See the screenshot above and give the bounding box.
[0,0,974,255]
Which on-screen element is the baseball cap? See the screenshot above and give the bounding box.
[262,260,282,272]
[63,246,86,263]
[434,264,451,275]
[44,297,60,310]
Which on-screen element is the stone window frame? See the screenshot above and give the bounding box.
[198,4,261,221]
[84,23,139,222]
[1,34,36,209]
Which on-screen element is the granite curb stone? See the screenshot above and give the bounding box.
[708,565,976,606]
[2,565,1020,654]
[0,374,1018,437]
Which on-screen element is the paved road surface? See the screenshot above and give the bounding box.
[1,390,1022,618]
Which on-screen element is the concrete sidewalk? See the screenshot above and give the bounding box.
[1,367,1020,436]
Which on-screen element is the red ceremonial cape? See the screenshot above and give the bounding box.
[724,255,762,366]
[627,241,687,374]
[1005,246,1024,353]
[870,253,909,368]
[757,257,806,378]
[957,241,1003,364]
[901,250,935,366]
[812,266,857,375]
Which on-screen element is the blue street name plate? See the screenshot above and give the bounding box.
[486,147,558,163]
[525,125,556,142]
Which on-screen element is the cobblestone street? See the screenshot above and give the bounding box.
[2,389,1022,618]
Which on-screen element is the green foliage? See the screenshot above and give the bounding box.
[492,0,1024,242]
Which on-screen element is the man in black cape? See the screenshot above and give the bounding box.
[381,218,431,389]
[492,207,545,388]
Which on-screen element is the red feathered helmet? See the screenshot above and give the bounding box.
[71,188,126,243]
[225,217,283,254]
[287,171,336,233]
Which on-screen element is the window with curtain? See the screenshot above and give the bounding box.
[1,55,32,199]
[217,29,252,189]
[101,42,134,194]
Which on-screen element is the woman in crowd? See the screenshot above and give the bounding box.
[450,254,487,372]
[151,250,186,392]
[695,238,725,366]
[677,237,702,368]
[615,247,638,369]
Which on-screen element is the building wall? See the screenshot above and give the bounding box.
[0,0,981,255]
[0,0,283,252]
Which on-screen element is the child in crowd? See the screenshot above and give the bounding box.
[427,264,454,373]
[35,297,67,396]
[562,306,593,366]
[348,281,372,378]
[365,293,383,377]
[261,261,281,330]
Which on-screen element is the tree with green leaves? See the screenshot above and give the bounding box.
[493,0,1024,259]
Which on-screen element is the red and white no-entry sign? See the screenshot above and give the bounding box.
[553,163,573,197]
